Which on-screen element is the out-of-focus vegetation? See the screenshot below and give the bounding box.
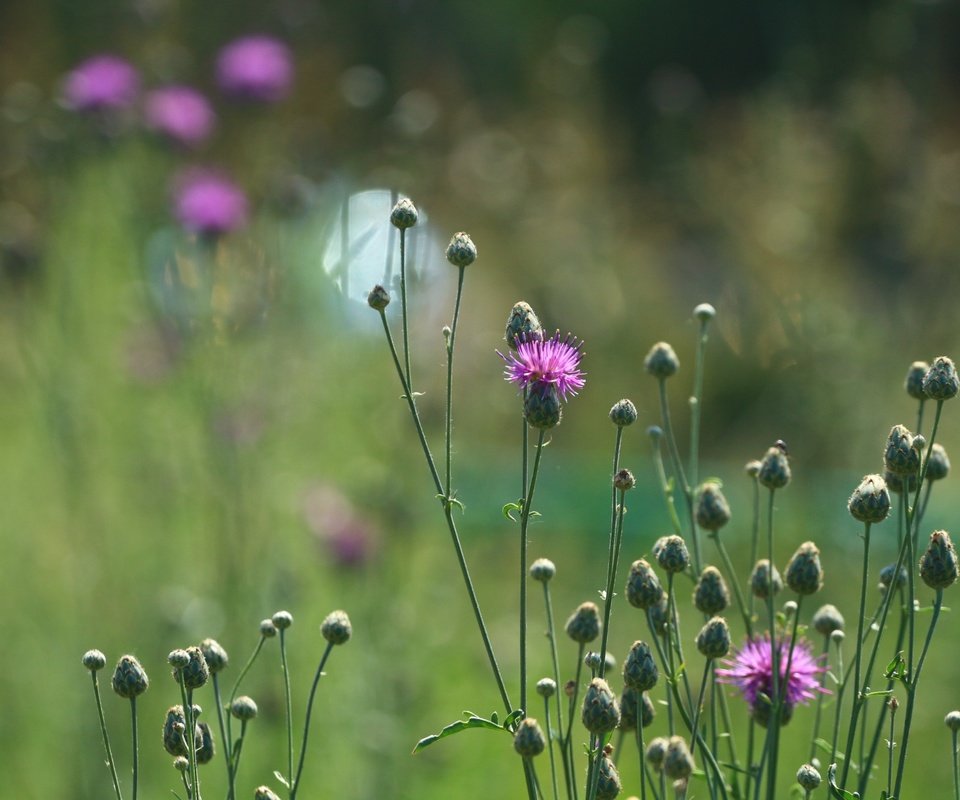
[3,0,960,797]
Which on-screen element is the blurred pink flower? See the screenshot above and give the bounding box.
[144,86,215,147]
[302,484,378,568]
[173,169,248,235]
[64,54,140,111]
[216,36,293,102]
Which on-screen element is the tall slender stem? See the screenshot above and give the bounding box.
[657,379,699,572]
[763,489,779,800]
[748,474,761,626]
[290,642,335,799]
[808,636,831,761]
[688,659,712,761]
[649,432,684,536]
[689,312,711,489]
[598,485,626,681]
[711,533,752,638]
[542,581,573,800]
[279,630,294,796]
[544,697,560,800]
[564,643,585,800]
[130,698,139,800]
[952,728,959,800]
[399,227,412,388]
[444,265,466,497]
[637,692,648,800]
[520,430,547,715]
[90,672,123,800]
[886,700,897,798]
[212,675,232,800]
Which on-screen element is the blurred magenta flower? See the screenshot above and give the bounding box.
[216,36,293,102]
[173,170,248,235]
[499,331,586,400]
[63,54,140,111]
[302,484,378,569]
[144,86,215,147]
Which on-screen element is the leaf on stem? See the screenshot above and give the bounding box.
[827,763,860,799]
[412,711,519,753]
[274,771,290,788]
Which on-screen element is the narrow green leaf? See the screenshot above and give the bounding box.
[412,715,508,754]
[863,689,894,698]
[503,709,524,730]
[490,711,499,726]
[814,738,841,758]
[827,763,859,799]
[274,771,290,788]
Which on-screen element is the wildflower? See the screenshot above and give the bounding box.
[694,302,716,322]
[879,563,908,592]
[195,722,215,764]
[445,232,477,267]
[609,398,638,427]
[523,384,562,429]
[581,678,620,734]
[926,444,951,481]
[389,198,418,230]
[622,641,658,691]
[945,711,960,732]
[82,649,107,671]
[112,655,149,698]
[848,474,891,523]
[367,285,390,311]
[653,534,689,574]
[716,635,827,727]
[529,557,556,582]
[785,541,824,595]
[63,55,139,111]
[259,619,278,638]
[173,170,248,235]
[199,639,228,674]
[505,302,543,350]
[321,610,352,644]
[618,686,655,730]
[162,705,200,757]
[663,736,695,780]
[923,356,960,400]
[565,602,601,643]
[695,481,731,531]
[696,616,732,659]
[255,787,282,800]
[272,610,293,629]
[613,468,636,492]
[884,469,918,495]
[884,424,921,475]
[513,718,546,757]
[626,559,664,609]
[230,696,258,720]
[216,36,293,102]
[750,559,782,599]
[812,604,844,637]
[646,737,668,771]
[694,566,730,616]
[595,753,622,800]
[500,331,585,401]
[796,763,821,791]
[919,530,959,590]
[905,361,929,400]
[535,678,556,698]
[144,86,215,147]
[758,442,791,489]
[644,341,679,378]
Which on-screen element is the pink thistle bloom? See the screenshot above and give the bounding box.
[716,635,827,721]
[63,54,140,111]
[216,36,293,102]
[173,169,248,235]
[144,86,216,148]
[499,331,586,400]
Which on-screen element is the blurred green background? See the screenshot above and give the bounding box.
[3,0,960,797]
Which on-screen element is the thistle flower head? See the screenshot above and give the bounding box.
[812,604,845,636]
[505,302,543,350]
[884,469,918,495]
[565,602,601,644]
[694,566,730,616]
[500,331,585,401]
[216,36,293,102]
[927,444,951,482]
[321,609,352,645]
[609,398,638,428]
[696,616,732,659]
[750,559,782,599]
[513,717,546,757]
[626,559,664,610]
[695,481,731,531]
[716,635,827,727]
[144,86,215,148]
[584,651,616,673]
[884,424,921,475]
[745,459,762,478]
[179,646,209,690]
[879,562,909,592]
[694,302,716,322]
[644,341,679,379]
[796,763,822,791]
[163,705,200,757]
[535,677,556,698]
[646,737,669,771]
[199,639,228,674]
[445,231,477,267]
[758,443,791,490]
[173,169,248,235]
[230,696,258,720]
[272,610,293,630]
[195,722,215,764]
[663,736,695,780]
[259,619,278,638]
[523,384,562,429]
[529,557,556,582]
[581,678,620,734]
[923,356,960,400]
[785,541,824,595]
[945,711,960,732]
[63,54,140,111]
[613,468,636,492]
[82,649,107,671]
[653,535,690,574]
[389,198,418,230]
[906,361,930,400]
[618,685,655,730]
[112,655,149,698]
[648,597,670,636]
[623,641,658,691]
[595,753,622,800]
[848,474,891,523]
[920,530,959,590]
[367,285,390,311]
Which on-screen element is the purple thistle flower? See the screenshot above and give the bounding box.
[216,36,294,102]
[173,169,248,235]
[716,635,827,721]
[499,331,586,400]
[144,86,216,148]
[63,54,140,111]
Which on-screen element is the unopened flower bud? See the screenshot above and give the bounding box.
[831,630,845,645]
[906,361,929,400]
[505,302,543,350]
[812,604,845,636]
[259,619,277,638]
[745,460,762,478]
[163,706,198,757]
[648,598,670,636]
[623,641,658,691]
[885,425,920,475]
[696,616,732,659]
[695,481,731,531]
[389,197,418,230]
[609,399,638,427]
[879,563,908,591]
[173,756,189,773]
[663,736,695,780]
[653,535,690,574]
[694,566,730,616]
[180,646,209,690]
[321,609,352,645]
[758,445,791,490]
[796,763,821,791]
[644,342,679,379]
[694,303,716,322]
[83,649,107,671]
[536,678,556,698]
[199,639,228,674]
[255,787,282,800]
[230,696,258,721]
[581,678,620,734]
[647,425,663,442]
[646,737,669,770]
[848,474,891,523]
[445,232,477,267]
[884,469,918,495]
[564,680,576,698]
[513,717,546,757]
[272,610,293,630]
[112,655,149,699]
[565,602,601,644]
[920,530,959,590]
[618,685,655,730]
[524,384,562,430]
[626,559,664,610]
[945,711,960,732]
[613,469,636,492]
[530,557,556,582]
[196,722,215,764]
[750,559,782,599]
[923,356,960,400]
[926,444,951,482]
[168,649,190,669]
[595,753,622,800]
[752,695,793,728]
[367,285,390,311]
[887,696,899,712]
[783,600,798,617]
[785,541,823,595]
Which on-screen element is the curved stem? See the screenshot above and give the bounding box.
[290,641,335,799]
[279,630,294,796]
[444,265,466,497]
[90,672,123,800]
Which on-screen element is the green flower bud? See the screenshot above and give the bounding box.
[321,609,353,645]
[785,541,823,595]
[751,694,794,728]
[581,678,620,734]
[535,678,556,698]
[595,753,622,800]
[609,399,638,427]
[622,641,658,691]
[272,610,293,630]
[259,619,278,638]
[648,597,670,636]
[812,604,845,636]
[920,530,959,590]
[565,602,601,644]
[162,706,200,757]
[644,342,679,379]
[626,559,664,610]
[646,737,669,771]
[796,763,821,791]
[758,444,791,490]
[884,425,921,475]
[367,285,390,311]
[179,646,209,690]
[173,756,189,773]
[195,722,215,764]
[112,655,149,699]
[230,696,258,721]
[879,563,908,591]
[905,361,929,400]
[694,302,716,322]
[848,474,891,523]
[82,649,106,671]
[389,197,418,230]
[653,535,690,574]
[529,557,556,582]
[750,559,782,600]
[696,616,731,659]
[923,356,960,400]
[445,232,477,267]
[945,711,960,732]
[926,444,951,482]
[884,469,918,495]
[613,468,636,492]
[695,481,731,531]
[199,639,228,674]
[505,302,543,350]
[584,651,616,673]
[663,736,695,780]
[168,649,190,670]
[647,425,663,442]
[255,787,282,800]
[513,718,546,757]
[694,566,730,616]
[745,460,762,478]
[524,384,562,430]
[618,686,655,730]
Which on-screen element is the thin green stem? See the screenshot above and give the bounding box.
[745,719,755,800]
[178,678,200,800]
[748,475,761,626]
[90,672,123,800]
[689,317,710,490]
[829,614,847,769]
[529,758,546,800]
[544,697,560,800]
[598,485,627,682]
[232,719,249,787]
[130,698,139,800]
[711,533,752,638]
[688,659,712,762]
[763,488,779,800]
[953,729,959,800]
[520,430,548,714]
[212,675,232,800]
[290,641,335,799]
[886,701,896,798]
[564,644,585,800]
[399,227,412,388]
[444,265,466,497]
[649,433,684,536]
[279,629,294,797]
[647,612,674,735]
[542,582,573,800]
[637,692,647,800]
[809,636,831,761]
[916,397,926,438]
[657,378,700,572]
[603,428,625,615]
